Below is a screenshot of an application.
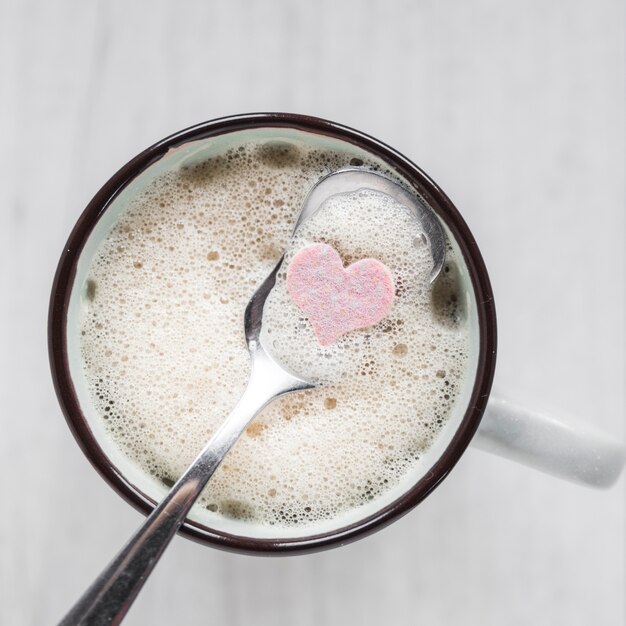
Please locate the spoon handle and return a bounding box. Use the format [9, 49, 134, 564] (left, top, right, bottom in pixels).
[58, 348, 310, 626]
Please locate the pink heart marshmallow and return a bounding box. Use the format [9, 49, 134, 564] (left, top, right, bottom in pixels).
[286, 243, 395, 346]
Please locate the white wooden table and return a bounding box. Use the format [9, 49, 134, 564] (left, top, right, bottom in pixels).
[1, 1, 624, 624]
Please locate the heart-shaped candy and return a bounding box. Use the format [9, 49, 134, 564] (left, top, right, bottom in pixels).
[286, 243, 395, 346]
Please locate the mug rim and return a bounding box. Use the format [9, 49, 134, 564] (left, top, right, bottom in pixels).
[48, 112, 497, 555]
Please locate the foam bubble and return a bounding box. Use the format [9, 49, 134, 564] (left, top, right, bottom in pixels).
[79, 136, 469, 529]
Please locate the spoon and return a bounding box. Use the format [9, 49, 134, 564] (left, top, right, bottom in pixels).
[58, 168, 446, 626]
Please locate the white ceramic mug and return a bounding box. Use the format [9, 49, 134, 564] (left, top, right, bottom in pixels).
[49, 113, 624, 554]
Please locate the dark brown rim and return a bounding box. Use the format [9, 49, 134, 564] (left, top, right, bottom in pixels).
[48, 112, 497, 555]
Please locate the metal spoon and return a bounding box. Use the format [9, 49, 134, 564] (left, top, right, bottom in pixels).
[58, 168, 445, 626]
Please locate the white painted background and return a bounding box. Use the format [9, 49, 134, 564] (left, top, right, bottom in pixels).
[1, 0, 624, 624]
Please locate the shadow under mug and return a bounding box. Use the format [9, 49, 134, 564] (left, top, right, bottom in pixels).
[48, 113, 624, 555]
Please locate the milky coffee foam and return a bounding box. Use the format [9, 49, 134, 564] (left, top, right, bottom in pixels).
[80, 135, 469, 529]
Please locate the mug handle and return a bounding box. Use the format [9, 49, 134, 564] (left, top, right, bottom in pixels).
[471, 396, 625, 487]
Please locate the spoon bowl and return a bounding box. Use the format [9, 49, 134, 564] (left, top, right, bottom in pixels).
[295, 168, 446, 283]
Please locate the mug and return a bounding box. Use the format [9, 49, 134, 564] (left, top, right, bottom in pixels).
[49, 113, 624, 555]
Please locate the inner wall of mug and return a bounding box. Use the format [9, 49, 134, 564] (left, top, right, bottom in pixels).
[66, 126, 481, 540]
